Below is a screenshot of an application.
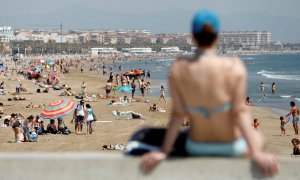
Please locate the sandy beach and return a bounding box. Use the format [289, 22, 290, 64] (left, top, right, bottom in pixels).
[0, 58, 296, 157]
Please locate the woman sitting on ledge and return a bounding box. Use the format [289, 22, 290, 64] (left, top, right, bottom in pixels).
[140, 10, 278, 176]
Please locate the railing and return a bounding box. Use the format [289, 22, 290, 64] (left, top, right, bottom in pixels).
[0, 152, 298, 180]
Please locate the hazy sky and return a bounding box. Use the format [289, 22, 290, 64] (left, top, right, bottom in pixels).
[1, 0, 299, 16]
[1, 0, 300, 42]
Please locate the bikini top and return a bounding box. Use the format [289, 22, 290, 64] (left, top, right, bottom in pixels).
[185, 103, 233, 119]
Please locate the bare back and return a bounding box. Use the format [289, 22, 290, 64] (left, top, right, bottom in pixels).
[170, 54, 247, 142]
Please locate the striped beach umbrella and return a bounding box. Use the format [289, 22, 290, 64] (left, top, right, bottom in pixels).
[40, 99, 77, 119]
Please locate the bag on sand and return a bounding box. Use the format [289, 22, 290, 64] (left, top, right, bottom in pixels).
[125, 127, 187, 156]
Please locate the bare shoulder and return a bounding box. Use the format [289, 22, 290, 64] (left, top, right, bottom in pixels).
[222, 56, 246, 76]
[170, 58, 188, 75]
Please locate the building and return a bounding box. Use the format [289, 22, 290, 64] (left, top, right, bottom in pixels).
[91, 48, 118, 55]
[0, 26, 15, 42]
[161, 47, 182, 53]
[219, 31, 272, 45]
[122, 48, 154, 54]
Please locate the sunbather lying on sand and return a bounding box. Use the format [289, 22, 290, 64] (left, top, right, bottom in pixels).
[25, 102, 45, 109]
[108, 100, 128, 106]
[112, 110, 144, 119]
[8, 95, 29, 101]
[102, 144, 126, 151]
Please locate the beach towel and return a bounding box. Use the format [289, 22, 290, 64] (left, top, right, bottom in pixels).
[125, 128, 187, 156]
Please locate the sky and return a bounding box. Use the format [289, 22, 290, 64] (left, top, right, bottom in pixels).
[1, 0, 299, 42]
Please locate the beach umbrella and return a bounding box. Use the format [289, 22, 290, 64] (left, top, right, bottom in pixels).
[117, 85, 133, 92]
[24, 66, 35, 71]
[40, 99, 77, 119]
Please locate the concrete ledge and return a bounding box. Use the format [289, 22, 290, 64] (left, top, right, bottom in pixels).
[0, 152, 298, 180]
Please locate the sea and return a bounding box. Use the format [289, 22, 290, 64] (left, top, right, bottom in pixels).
[110, 54, 300, 115]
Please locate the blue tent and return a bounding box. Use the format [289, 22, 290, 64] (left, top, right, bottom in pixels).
[0, 65, 7, 70]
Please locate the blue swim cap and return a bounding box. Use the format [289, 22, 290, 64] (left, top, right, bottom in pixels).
[192, 10, 220, 34]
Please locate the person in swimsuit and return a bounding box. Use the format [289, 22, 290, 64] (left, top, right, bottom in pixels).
[271, 82, 276, 94]
[253, 119, 261, 131]
[291, 138, 300, 155]
[105, 80, 112, 98]
[141, 10, 278, 176]
[159, 86, 167, 104]
[279, 116, 286, 136]
[285, 101, 300, 135]
[260, 82, 265, 93]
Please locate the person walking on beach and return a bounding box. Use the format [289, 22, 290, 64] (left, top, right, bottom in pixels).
[140, 10, 278, 176]
[285, 101, 300, 135]
[159, 85, 167, 104]
[271, 82, 276, 94]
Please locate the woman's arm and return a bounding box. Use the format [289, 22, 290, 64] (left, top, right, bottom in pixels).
[232, 60, 278, 176]
[141, 68, 186, 172]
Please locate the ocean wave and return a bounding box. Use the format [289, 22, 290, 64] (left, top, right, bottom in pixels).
[257, 70, 275, 75]
[242, 57, 255, 60]
[281, 95, 292, 98]
[156, 59, 175, 62]
[257, 70, 300, 80]
[295, 98, 300, 101]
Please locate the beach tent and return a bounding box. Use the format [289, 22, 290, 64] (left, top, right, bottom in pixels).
[0, 65, 7, 70]
[47, 60, 55, 66]
[117, 85, 133, 92]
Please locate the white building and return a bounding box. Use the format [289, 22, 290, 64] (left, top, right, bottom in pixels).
[219, 31, 272, 45]
[91, 48, 118, 55]
[122, 48, 154, 54]
[161, 47, 182, 53]
[0, 26, 15, 42]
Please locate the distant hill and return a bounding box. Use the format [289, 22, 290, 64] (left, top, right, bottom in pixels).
[1, 7, 299, 42]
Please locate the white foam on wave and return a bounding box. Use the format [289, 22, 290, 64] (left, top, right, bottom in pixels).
[281, 95, 292, 98]
[156, 59, 175, 62]
[242, 57, 255, 60]
[295, 98, 300, 101]
[257, 70, 300, 81]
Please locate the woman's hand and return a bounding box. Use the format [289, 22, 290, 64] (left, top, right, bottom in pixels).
[141, 151, 167, 173]
[252, 152, 278, 177]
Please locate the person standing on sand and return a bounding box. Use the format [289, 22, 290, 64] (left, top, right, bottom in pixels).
[140, 79, 145, 98]
[279, 116, 287, 136]
[105, 80, 113, 98]
[80, 65, 84, 74]
[285, 101, 300, 135]
[81, 81, 87, 93]
[140, 10, 278, 176]
[131, 80, 136, 99]
[74, 100, 85, 135]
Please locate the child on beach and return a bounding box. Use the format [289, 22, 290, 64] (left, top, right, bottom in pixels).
[291, 138, 300, 155]
[280, 116, 287, 136]
[253, 119, 261, 130]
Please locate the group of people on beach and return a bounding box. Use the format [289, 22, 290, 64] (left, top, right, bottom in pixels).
[3, 8, 300, 177]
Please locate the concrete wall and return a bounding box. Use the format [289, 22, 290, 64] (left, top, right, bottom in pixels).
[0, 152, 299, 180]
